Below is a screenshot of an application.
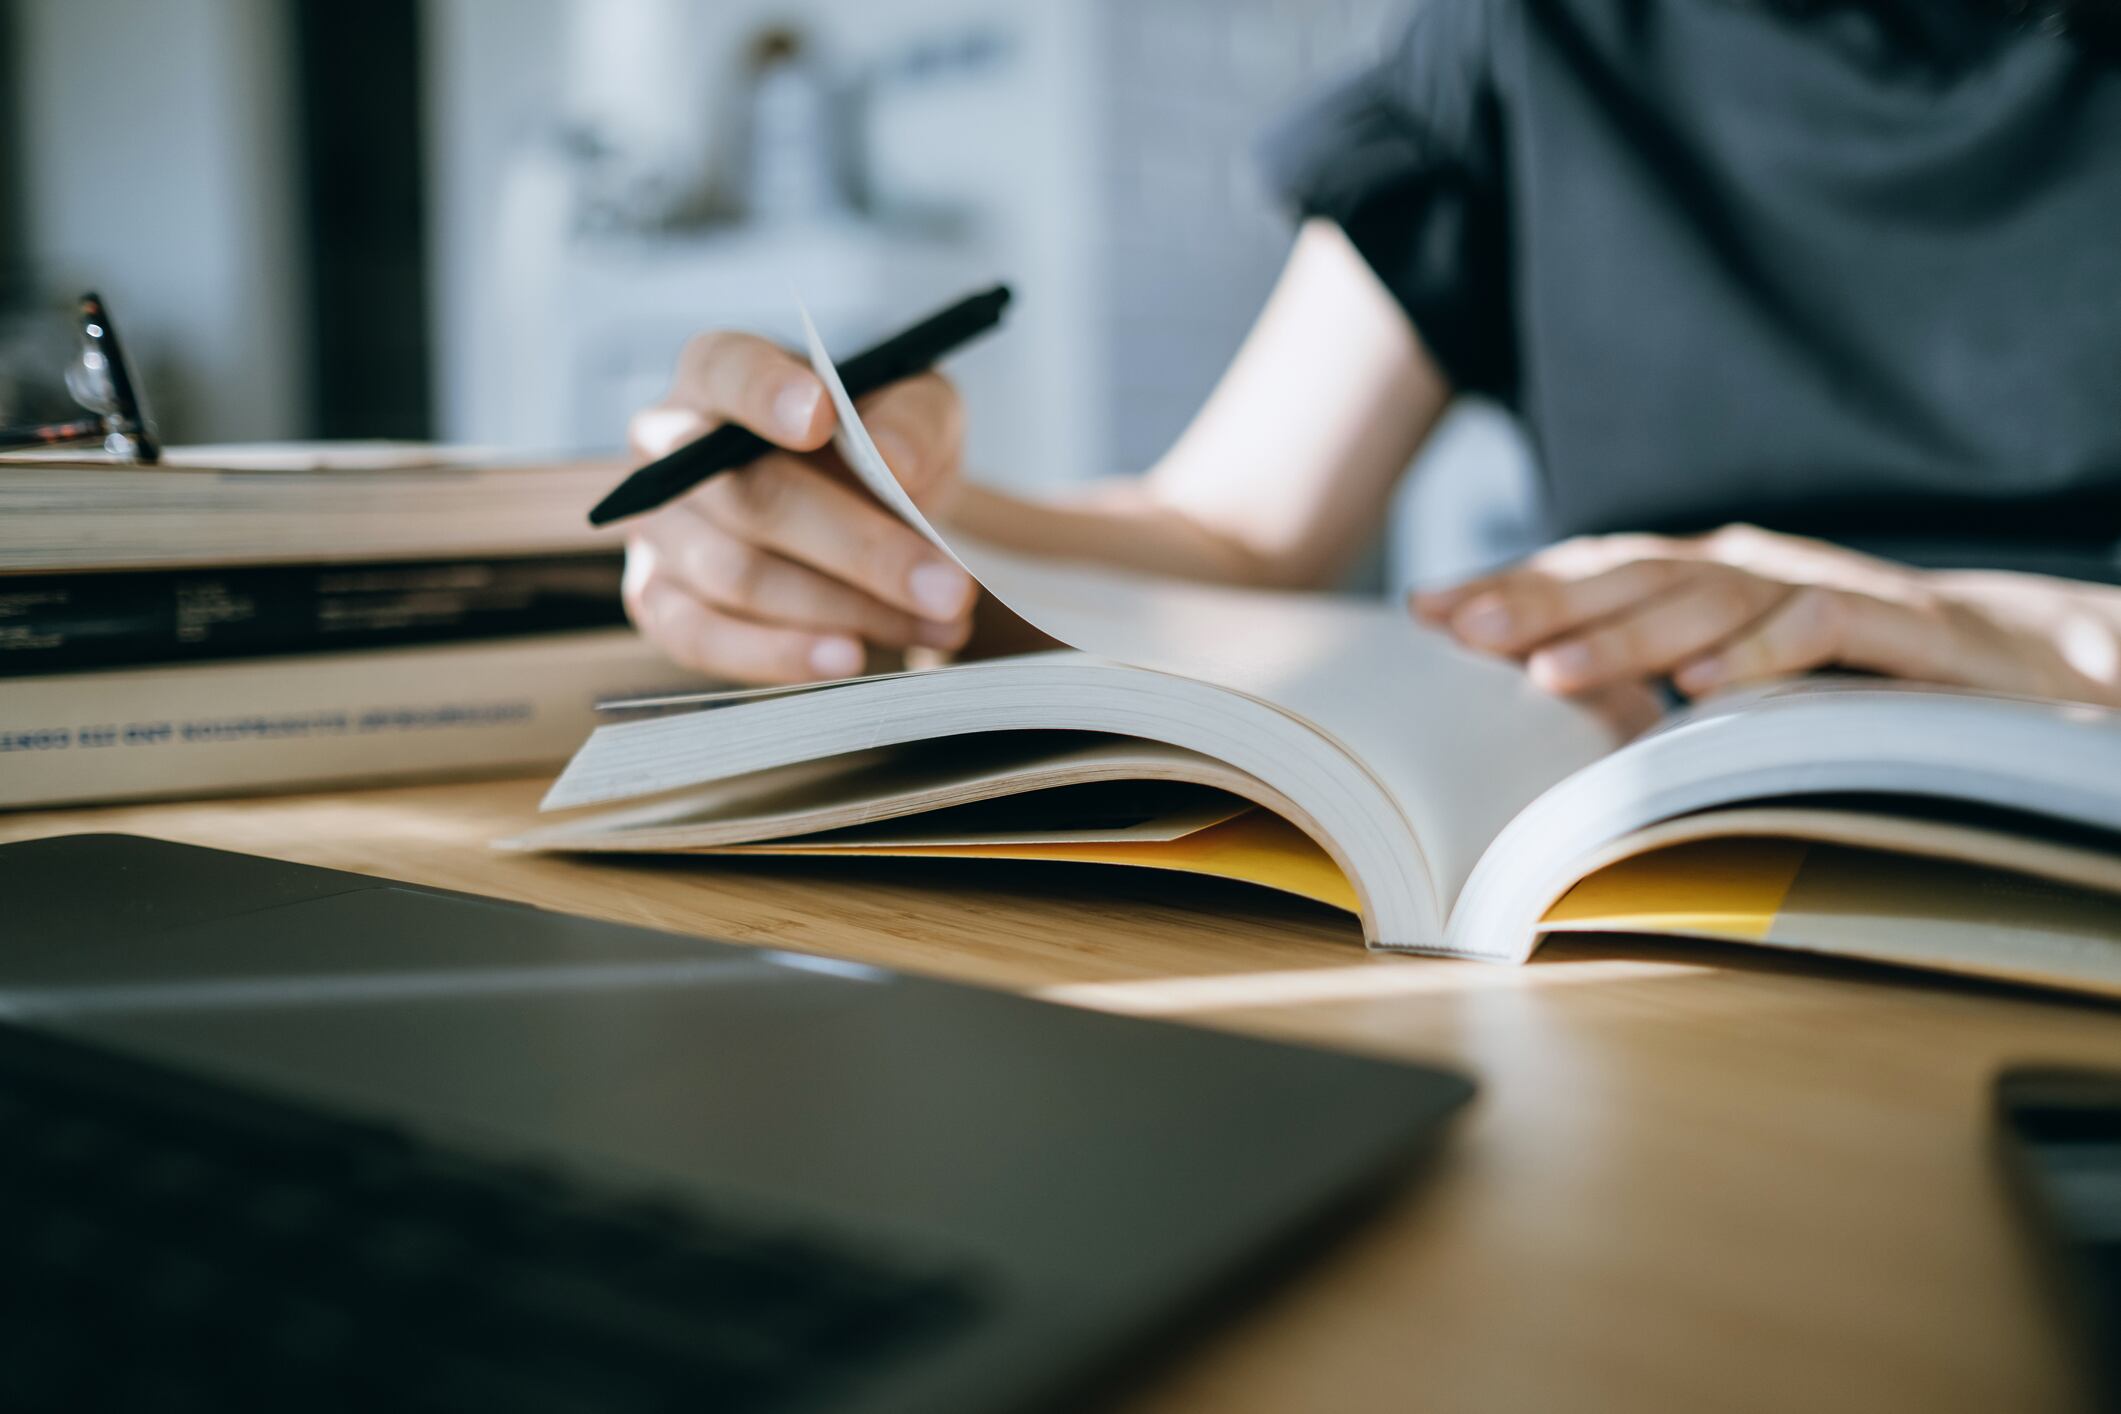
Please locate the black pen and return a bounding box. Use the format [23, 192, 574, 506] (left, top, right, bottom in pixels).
[588, 285, 1013, 526]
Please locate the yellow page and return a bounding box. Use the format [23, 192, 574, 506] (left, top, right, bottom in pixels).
[1542, 838, 1807, 940]
[696, 805, 2121, 999]
[709, 808, 1362, 913]
[1542, 838, 2121, 997]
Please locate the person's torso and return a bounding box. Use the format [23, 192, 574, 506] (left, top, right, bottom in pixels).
[1497, 0, 2121, 570]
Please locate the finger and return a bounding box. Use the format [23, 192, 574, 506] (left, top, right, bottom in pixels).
[1571, 680, 1669, 740]
[1669, 587, 1840, 696]
[1409, 587, 1466, 626]
[628, 405, 713, 461]
[1672, 586, 1968, 696]
[1440, 559, 1702, 655]
[626, 573, 866, 684]
[646, 508, 969, 651]
[666, 330, 835, 451]
[1526, 566, 1789, 692]
[1407, 561, 1553, 624]
[692, 454, 976, 622]
[857, 373, 963, 503]
[1409, 570, 1505, 624]
[1414, 533, 1705, 623]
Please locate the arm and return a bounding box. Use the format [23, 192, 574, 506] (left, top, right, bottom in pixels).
[625, 219, 1450, 682]
[945, 220, 1450, 588]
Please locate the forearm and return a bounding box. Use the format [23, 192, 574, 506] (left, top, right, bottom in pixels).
[940, 478, 1299, 586]
[944, 219, 1449, 593]
[944, 470, 1395, 663]
[933, 481, 1277, 662]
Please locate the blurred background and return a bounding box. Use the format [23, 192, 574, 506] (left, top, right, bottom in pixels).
[0, 0, 1537, 589]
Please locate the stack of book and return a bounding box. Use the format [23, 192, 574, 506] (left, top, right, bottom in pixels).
[0, 443, 696, 808]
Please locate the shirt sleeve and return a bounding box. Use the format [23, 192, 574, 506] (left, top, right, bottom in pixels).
[1258, 0, 1516, 401]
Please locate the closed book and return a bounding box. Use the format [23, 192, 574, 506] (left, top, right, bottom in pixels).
[0, 630, 701, 808]
[0, 441, 621, 572]
[0, 555, 627, 675]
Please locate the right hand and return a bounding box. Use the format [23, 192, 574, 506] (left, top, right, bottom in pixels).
[622, 331, 978, 683]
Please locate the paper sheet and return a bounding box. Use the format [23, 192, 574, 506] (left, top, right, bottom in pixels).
[799, 304, 965, 560]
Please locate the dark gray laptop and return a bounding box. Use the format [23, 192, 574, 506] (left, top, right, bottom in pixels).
[0, 833, 1470, 1413]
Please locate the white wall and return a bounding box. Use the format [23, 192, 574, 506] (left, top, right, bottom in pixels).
[421, 0, 568, 452]
[14, 0, 304, 441]
[422, 0, 1105, 489]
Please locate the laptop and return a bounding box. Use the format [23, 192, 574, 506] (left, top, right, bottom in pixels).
[0, 833, 1471, 1413]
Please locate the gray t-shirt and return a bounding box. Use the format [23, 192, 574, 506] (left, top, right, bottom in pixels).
[1263, 0, 2121, 579]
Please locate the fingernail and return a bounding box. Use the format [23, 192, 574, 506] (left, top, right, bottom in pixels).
[909, 561, 972, 618]
[774, 379, 822, 440]
[809, 636, 863, 678]
[1453, 596, 1514, 646]
[1529, 642, 1591, 690]
[1675, 657, 1721, 694]
[914, 614, 970, 649]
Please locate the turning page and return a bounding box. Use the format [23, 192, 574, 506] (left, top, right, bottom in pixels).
[798, 303, 1616, 908]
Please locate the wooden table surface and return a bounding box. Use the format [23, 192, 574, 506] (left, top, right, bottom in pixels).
[5, 775, 2117, 1413]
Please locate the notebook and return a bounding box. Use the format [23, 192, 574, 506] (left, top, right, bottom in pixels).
[512, 305, 2121, 998]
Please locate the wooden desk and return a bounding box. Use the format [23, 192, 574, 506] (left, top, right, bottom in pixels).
[5, 776, 2117, 1413]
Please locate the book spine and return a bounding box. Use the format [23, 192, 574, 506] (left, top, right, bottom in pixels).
[0, 555, 627, 676]
[0, 630, 701, 808]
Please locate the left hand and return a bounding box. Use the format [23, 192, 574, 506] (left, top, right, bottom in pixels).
[1411, 524, 2121, 706]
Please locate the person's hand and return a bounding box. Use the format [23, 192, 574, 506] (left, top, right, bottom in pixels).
[1411, 524, 2121, 706]
[621, 332, 978, 684]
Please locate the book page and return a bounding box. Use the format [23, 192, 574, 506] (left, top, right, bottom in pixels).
[1543, 836, 2121, 998]
[517, 735, 1267, 850]
[715, 807, 1362, 915]
[1451, 676, 2121, 961]
[799, 303, 1615, 908]
[772, 781, 1249, 847]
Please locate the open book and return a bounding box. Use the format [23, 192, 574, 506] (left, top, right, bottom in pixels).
[515, 308, 2121, 997]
